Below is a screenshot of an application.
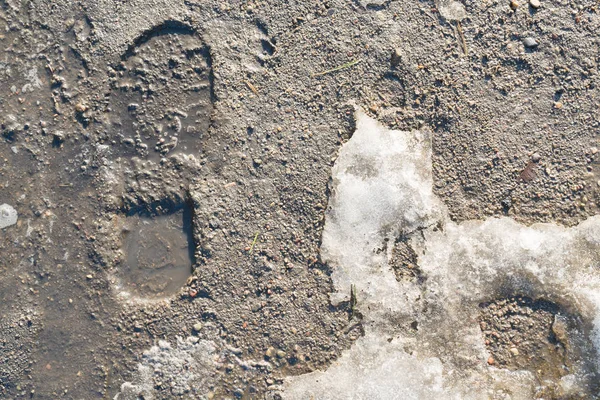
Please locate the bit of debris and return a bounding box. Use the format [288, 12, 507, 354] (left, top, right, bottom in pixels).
[245, 80, 259, 95]
[519, 162, 537, 182]
[312, 59, 362, 77]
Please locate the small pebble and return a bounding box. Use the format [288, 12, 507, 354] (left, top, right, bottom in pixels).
[510, 347, 520, 356]
[193, 323, 203, 332]
[531, 153, 541, 162]
[522, 37, 538, 48]
[265, 346, 276, 358]
[510, 0, 519, 10]
[487, 356, 495, 365]
[0, 204, 18, 229]
[75, 103, 88, 113]
[391, 48, 402, 68]
[53, 131, 65, 143]
[529, 0, 541, 8]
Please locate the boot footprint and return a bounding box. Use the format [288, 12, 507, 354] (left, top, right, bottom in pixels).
[108, 21, 213, 160]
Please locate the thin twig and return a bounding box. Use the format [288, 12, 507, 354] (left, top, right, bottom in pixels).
[249, 232, 259, 254]
[245, 80, 258, 94]
[456, 21, 468, 56]
[312, 59, 362, 77]
[350, 283, 357, 318]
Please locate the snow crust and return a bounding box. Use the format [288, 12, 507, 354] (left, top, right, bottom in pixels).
[323, 110, 442, 308]
[283, 110, 600, 399]
[115, 337, 216, 400]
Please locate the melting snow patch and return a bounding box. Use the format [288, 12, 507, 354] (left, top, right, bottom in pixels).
[115, 337, 217, 400]
[283, 110, 600, 399]
[322, 109, 442, 308]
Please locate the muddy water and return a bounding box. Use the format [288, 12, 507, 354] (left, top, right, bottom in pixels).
[117, 207, 194, 300]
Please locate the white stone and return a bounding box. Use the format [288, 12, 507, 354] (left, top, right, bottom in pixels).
[437, 0, 467, 21]
[0, 204, 18, 229]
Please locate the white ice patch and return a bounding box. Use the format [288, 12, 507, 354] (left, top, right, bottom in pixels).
[0, 203, 18, 229]
[114, 337, 217, 400]
[323, 109, 443, 308]
[283, 333, 448, 400]
[283, 110, 600, 399]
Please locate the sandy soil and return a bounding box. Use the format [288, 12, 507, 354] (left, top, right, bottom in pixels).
[1, 0, 599, 398]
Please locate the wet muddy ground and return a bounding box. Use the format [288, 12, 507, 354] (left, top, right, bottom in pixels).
[1, 0, 600, 398]
[479, 296, 599, 397]
[116, 207, 195, 300]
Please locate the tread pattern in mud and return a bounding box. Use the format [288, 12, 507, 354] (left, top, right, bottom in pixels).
[108, 22, 213, 160]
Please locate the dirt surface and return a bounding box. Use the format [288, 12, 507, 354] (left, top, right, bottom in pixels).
[1, 0, 600, 398]
[479, 296, 599, 398]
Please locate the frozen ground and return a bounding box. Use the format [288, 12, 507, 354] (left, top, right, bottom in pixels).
[284, 111, 600, 399]
[1, 0, 600, 398]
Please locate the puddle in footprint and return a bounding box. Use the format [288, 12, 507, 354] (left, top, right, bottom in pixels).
[117, 207, 194, 300]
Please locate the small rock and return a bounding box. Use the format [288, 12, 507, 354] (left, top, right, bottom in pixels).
[391, 48, 402, 68]
[510, 0, 519, 10]
[53, 131, 65, 144]
[86, 274, 93, 280]
[276, 350, 287, 359]
[591, 147, 598, 155]
[75, 103, 88, 113]
[487, 356, 495, 365]
[438, 0, 467, 21]
[531, 153, 541, 162]
[0, 204, 18, 229]
[193, 323, 203, 332]
[265, 346, 276, 358]
[529, 0, 541, 8]
[522, 37, 538, 48]
[510, 347, 519, 356]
